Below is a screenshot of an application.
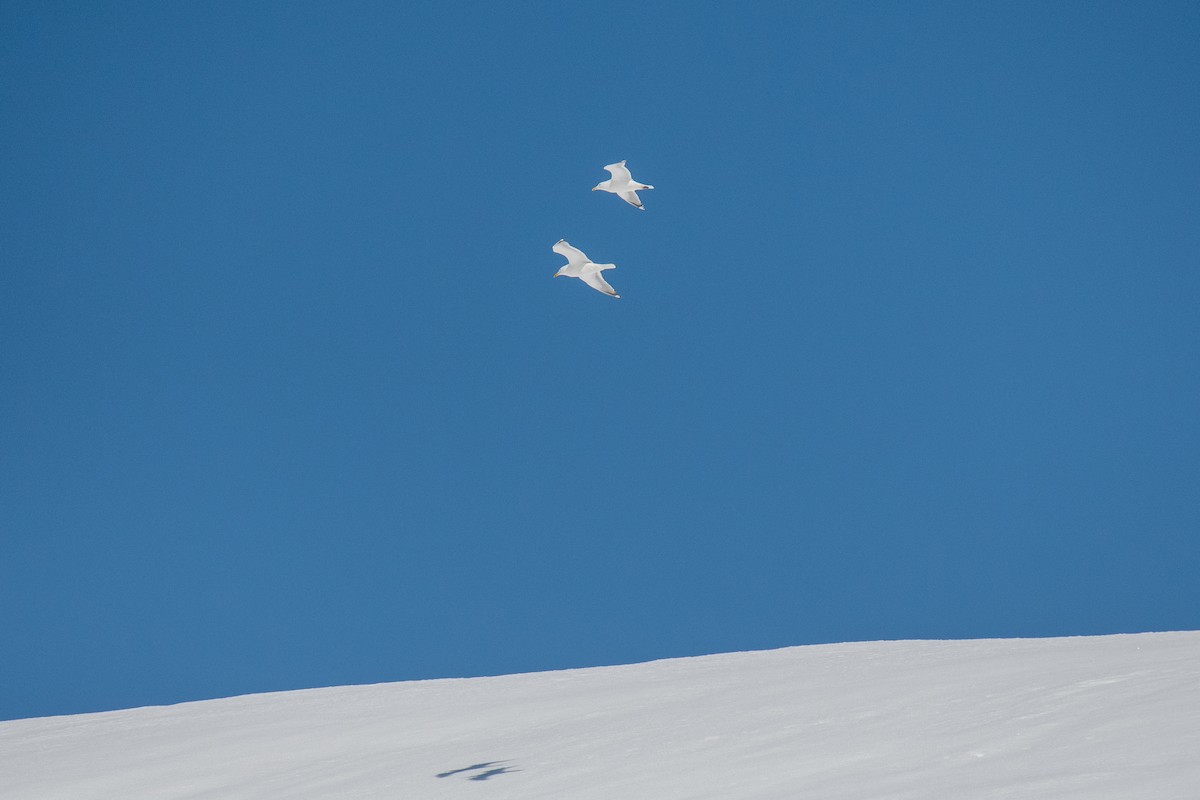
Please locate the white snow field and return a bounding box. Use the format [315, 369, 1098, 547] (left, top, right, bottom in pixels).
[2, 632, 1198, 800]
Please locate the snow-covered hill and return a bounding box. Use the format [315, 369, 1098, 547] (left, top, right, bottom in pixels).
[3, 632, 1198, 799]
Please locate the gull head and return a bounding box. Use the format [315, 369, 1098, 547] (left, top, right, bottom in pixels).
[591, 184, 603, 191]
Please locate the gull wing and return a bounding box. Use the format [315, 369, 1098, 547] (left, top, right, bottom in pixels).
[578, 268, 619, 297]
[618, 190, 644, 209]
[603, 160, 633, 183]
[552, 239, 590, 268]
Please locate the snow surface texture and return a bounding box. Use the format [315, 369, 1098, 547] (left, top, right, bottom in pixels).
[2, 632, 1198, 799]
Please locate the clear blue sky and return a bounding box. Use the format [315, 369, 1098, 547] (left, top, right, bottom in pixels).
[2, 1, 1197, 721]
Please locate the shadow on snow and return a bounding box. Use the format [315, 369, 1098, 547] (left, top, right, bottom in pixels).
[436, 761, 520, 781]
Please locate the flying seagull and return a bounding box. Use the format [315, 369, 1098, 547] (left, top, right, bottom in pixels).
[592, 160, 654, 210]
[552, 239, 620, 298]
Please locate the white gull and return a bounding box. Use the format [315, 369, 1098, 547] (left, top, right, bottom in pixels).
[552, 239, 620, 298]
[592, 160, 654, 210]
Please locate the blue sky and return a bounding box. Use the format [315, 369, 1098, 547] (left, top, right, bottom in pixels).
[2, 1, 1198, 721]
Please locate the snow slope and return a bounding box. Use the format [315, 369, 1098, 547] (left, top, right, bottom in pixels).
[2, 632, 1198, 799]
